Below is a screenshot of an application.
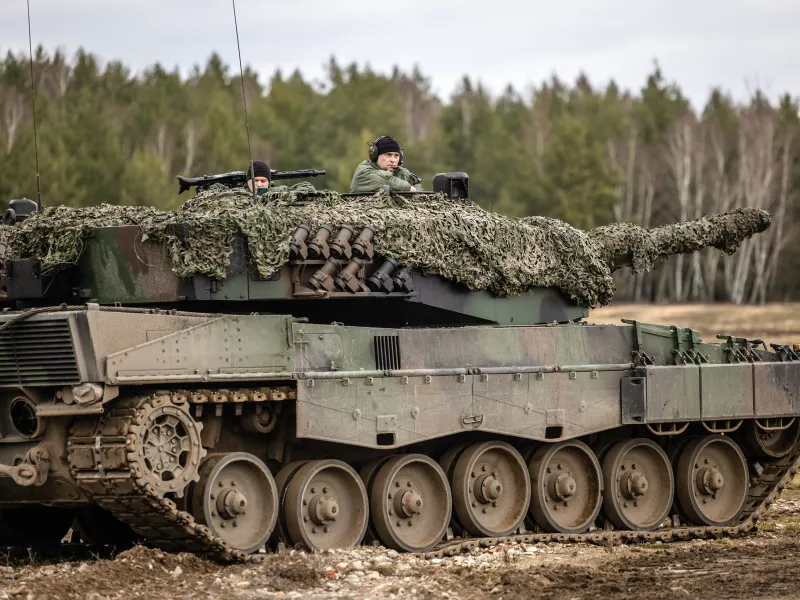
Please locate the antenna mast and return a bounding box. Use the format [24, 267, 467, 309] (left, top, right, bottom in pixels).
[231, 0, 257, 201]
[26, 0, 43, 211]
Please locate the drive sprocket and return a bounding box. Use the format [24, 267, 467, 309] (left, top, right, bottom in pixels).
[126, 395, 206, 498]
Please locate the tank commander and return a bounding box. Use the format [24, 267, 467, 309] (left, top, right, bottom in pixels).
[245, 160, 271, 193]
[349, 136, 422, 193]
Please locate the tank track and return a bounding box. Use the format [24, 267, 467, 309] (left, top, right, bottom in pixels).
[424, 448, 798, 559]
[67, 394, 800, 563]
[68, 395, 248, 563]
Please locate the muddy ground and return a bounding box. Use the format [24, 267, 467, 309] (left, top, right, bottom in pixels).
[2, 488, 800, 600]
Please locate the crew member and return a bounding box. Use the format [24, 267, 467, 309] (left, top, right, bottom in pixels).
[349, 136, 422, 193]
[245, 160, 271, 193]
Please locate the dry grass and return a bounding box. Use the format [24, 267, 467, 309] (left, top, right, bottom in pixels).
[589, 302, 800, 345]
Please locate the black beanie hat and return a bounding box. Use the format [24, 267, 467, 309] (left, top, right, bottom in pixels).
[246, 160, 271, 181]
[375, 136, 401, 157]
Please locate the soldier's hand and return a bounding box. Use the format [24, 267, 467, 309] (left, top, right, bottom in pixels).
[409, 186, 417, 192]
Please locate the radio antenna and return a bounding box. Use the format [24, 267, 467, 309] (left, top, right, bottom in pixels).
[26, 0, 43, 211]
[231, 0, 257, 201]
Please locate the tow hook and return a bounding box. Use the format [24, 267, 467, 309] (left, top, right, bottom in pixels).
[0, 445, 50, 486]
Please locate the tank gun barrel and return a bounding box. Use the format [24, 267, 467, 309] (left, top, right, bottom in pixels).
[589, 207, 771, 272]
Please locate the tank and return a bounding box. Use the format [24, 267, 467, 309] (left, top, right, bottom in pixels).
[0, 176, 798, 561]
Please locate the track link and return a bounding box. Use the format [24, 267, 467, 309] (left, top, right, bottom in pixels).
[67, 394, 800, 563]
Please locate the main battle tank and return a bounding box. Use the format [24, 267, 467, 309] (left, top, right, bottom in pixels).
[0, 173, 798, 561]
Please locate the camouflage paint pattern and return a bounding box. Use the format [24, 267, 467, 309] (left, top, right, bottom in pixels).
[2, 308, 796, 452]
[78, 227, 187, 303]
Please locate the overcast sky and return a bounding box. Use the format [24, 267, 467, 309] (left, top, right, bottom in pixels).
[1, 0, 798, 109]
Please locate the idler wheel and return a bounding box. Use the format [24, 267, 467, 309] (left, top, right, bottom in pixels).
[529, 440, 603, 533]
[601, 438, 674, 531]
[450, 441, 530, 537]
[282, 459, 368, 551]
[743, 418, 800, 459]
[191, 452, 279, 554]
[676, 434, 749, 526]
[368, 454, 451, 552]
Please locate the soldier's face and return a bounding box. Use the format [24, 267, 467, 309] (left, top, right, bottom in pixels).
[377, 152, 401, 172]
[248, 177, 270, 191]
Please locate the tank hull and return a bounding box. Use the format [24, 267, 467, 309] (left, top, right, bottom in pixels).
[1, 307, 799, 557]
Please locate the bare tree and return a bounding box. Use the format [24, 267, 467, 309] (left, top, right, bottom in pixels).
[150, 123, 174, 176]
[607, 109, 638, 223]
[182, 121, 198, 175]
[0, 88, 25, 153]
[607, 111, 650, 301]
[634, 158, 657, 301]
[725, 107, 775, 303]
[751, 126, 794, 302]
[685, 121, 707, 298]
[700, 120, 736, 300]
[44, 50, 72, 117]
[666, 115, 694, 301]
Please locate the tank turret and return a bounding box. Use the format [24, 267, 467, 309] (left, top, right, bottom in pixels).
[0, 173, 588, 325]
[0, 174, 767, 327]
[1, 223, 586, 326]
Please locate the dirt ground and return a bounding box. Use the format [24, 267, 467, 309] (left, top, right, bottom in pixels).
[590, 302, 800, 345]
[2, 487, 800, 600]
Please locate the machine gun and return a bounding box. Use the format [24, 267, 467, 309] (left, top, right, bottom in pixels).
[177, 169, 326, 195]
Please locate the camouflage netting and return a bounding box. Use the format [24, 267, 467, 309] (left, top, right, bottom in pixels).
[0, 186, 771, 306]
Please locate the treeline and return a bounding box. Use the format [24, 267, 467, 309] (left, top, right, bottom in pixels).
[0, 47, 798, 303]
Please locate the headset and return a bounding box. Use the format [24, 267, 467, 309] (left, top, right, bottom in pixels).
[368, 135, 404, 166]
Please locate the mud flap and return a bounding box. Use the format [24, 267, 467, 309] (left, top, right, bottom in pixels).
[621, 375, 646, 424]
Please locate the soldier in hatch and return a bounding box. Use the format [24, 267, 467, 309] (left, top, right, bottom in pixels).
[245, 160, 271, 193]
[349, 136, 422, 193]
[244, 159, 316, 196]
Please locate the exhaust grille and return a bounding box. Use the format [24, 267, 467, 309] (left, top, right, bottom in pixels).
[0, 319, 80, 385]
[373, 335, 401, 371]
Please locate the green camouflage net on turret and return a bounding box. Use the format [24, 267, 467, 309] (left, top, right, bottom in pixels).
[0, 186, 771, 306]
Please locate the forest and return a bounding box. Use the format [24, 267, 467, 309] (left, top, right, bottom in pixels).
[0, 47, 798, 304]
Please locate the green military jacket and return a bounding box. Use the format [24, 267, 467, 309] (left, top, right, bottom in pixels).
[349, 160, 422, 193]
